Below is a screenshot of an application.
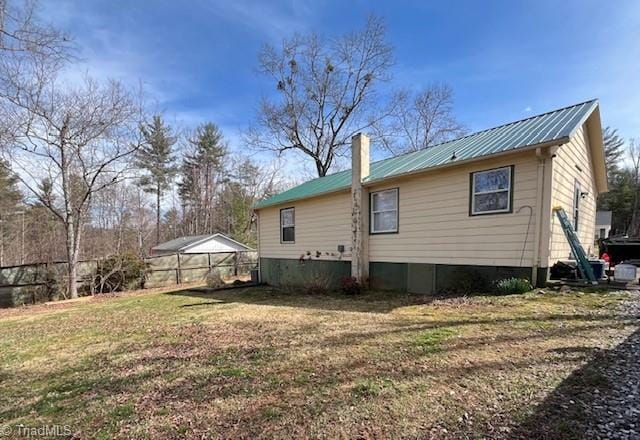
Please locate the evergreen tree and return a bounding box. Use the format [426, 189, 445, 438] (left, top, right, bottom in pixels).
[135, 115, 178, 245]
[602, 127, 625, 179]
[598, 127, 628, 233]
[0, 160, 22, 213]
[178, 123, 227, 234]
[0, 161, 23, 266]
[224, 160, 261, 245]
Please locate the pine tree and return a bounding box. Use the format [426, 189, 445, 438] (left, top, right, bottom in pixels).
[0, 160, 22, 213]
[602, 127, 625, 179]
[598, 127, 627, 231]
[178, 123, 227, 234]
[135, 115, 178, 245]
[0, 161, 23, 266]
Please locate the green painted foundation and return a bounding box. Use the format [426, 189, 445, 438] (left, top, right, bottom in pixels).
[259, 258, 350, 290]
[260, 258, 548, 292]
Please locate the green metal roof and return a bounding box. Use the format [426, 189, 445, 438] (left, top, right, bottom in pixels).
[255, 100, 599, 209]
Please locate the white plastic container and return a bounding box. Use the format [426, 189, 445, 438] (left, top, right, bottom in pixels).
[614, 264, 637, 282]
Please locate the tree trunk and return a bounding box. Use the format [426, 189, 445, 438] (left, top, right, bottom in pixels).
[629, 186, 640, 237]
[315, 159, 327, 177]
[156, 184, 161, 245]
[65, 217, 79, 299]
[60, 116, 79, 299]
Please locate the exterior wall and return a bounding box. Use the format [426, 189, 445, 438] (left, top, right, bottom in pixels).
[257, 191, 352, 261]
[368, 151, 541, 267]
[548, 124, 598, 264]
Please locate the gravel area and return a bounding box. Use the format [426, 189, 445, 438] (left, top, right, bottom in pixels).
[585, 291, 640, 440]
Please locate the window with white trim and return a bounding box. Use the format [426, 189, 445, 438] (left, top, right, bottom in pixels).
[370, 188, 398, 234]
[470, 166, 513, 215]
[280, 208, 295, 243]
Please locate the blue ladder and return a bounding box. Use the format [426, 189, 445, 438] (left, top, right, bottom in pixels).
[553, 206, 598, 284]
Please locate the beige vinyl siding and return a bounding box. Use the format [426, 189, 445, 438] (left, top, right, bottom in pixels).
[258, 191, 352, 260]
[368, 151, 540, 267]
[548, 124, 597, 263]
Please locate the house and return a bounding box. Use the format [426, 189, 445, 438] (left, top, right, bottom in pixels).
[151, 233, 253, 256]
[254, 100, 607, 291]
[595, 210, 612, 242]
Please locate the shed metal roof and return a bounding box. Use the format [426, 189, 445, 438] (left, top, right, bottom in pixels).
[255, 99, 599, 209]
[152, 235, 211, 252]
[151, 233, 252, 252]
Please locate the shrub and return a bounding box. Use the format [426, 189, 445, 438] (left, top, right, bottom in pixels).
[206, 270, 226, 289]
[94, 254, 148, 293]
[495, 277, 532, 295]
[340, 276, 362, 295]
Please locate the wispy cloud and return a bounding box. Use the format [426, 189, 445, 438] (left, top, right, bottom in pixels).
[198, 0, 316, 41]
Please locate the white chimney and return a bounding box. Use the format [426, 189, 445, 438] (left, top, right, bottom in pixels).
[351, 133, 370, 284]
[351, 133, 370, 183]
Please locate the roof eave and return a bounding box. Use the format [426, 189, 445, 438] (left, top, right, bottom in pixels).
[585, 106, 608, 194]
[254, 138, 569, 209]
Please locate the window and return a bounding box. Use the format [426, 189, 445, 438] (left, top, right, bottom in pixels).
[599, 228, 606, 239]
[370, 188, 398, 234]
[470, 166, 513, 215]
[280, 208, 295, 243]
[573, 182, 582, 232]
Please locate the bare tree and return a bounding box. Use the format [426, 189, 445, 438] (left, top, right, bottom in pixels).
[0, 0, 70, 56]
[0, 74, 142, 298]
[246, 15, 393, 177]
[627, 139, 640, 237]
[374, 83, 466, 154]
[0, 0, 72, 148]
[219, 155, 283, 245]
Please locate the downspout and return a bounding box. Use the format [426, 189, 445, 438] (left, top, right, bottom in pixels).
[532, 147, 546, 286]
[256, 210, 261, 283]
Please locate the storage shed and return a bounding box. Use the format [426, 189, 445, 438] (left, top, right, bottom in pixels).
[151, 233, 253, 256]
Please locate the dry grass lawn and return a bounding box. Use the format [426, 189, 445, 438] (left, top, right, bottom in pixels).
[0, 286, 637, 439]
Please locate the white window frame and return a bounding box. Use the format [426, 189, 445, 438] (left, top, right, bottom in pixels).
[370, 188, 399, 234]
[470, 166, 513, 215]
[280, 207, 295, 243]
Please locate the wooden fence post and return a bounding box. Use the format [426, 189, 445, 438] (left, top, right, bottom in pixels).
[234, 252, 238, 276]
[176, 253, 182, 285]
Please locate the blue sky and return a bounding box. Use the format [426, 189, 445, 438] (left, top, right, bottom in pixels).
[43, 0, 640, 171]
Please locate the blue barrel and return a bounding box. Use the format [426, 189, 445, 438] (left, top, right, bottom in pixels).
[589, 260, 605, 279]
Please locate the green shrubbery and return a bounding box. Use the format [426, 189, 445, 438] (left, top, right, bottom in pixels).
[495, 277, 533, 295]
